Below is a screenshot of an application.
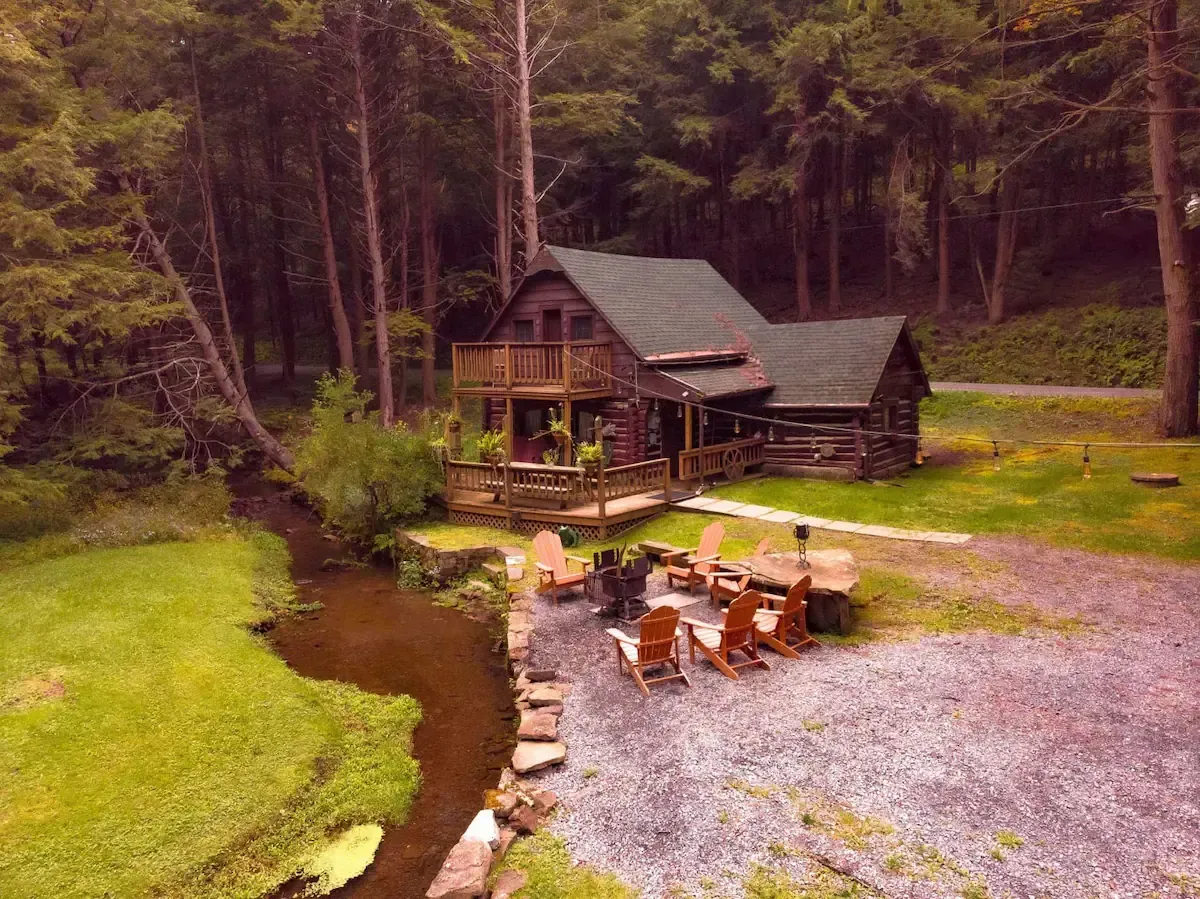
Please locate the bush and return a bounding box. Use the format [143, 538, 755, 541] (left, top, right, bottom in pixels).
[294, 372, 443, 545]
[917, 304, 1167, 388]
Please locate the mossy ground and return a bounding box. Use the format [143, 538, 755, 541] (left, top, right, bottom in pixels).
[0, 535, 421, 899]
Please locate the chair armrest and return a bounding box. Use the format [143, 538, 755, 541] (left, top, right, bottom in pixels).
[756, 609, 783, 619]
[688, 553, 722, 568]
[661, 548, 696, 565]
[535, 562, 554, 573]
[605, 628, 637, 644]
[566, 555, 593, 571]
[679, 616, 714, 631]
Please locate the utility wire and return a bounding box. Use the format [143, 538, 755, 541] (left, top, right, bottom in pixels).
[562, 348, 1200, 451]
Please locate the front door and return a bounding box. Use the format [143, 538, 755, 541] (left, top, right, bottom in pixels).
[542, 309, 562, 342]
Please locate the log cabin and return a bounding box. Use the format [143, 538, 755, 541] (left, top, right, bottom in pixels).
[451, 245, 930, 490]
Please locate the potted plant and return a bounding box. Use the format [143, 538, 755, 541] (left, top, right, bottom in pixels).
[575, 441, 604, 473]
[477, 429, 506, 467]
[542, 448, 561, 466]
[538, 408, 571, 445]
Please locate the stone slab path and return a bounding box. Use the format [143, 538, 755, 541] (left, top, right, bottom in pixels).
[672, 495, 972, 545]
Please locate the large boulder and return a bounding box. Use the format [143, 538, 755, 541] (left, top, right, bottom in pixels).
[461, 809, 500, 850]
[425, 839, 492, 899]
[512, 740, 566, 774]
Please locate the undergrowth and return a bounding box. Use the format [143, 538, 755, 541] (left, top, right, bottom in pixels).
[492, 831, 638, 899]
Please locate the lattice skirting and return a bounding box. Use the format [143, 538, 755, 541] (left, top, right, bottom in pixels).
[449, 509, 655, 543]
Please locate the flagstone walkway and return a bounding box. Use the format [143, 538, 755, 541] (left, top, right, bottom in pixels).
[671, 494, 972, 544]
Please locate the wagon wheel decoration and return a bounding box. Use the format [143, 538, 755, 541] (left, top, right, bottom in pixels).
[721, 446, 747, 481]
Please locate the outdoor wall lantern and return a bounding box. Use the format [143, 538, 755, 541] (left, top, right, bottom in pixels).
[793, 522, 810, 568]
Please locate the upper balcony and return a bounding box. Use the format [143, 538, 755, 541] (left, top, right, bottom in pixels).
[451, 341, 614, 399]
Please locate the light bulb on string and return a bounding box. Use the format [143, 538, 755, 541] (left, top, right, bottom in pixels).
[734, 418, 741, 436]
[1083, 445, 1092, 479]
[703, 411, 709, 427]
[768, 426, 775, 442]
[677, 403, 683, 419]
[992, 441, 1001, 472]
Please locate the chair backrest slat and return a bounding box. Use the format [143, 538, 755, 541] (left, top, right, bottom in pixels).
[638, 606, 680, 665]
[533, 530, 568, 577]
[724, 592, 759, 642]
[698, 521, 725, 559]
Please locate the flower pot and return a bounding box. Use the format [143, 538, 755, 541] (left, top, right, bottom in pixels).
[552, 431, 568, 445]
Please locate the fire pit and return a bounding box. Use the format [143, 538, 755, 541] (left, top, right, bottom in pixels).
[592, 550, 652, 621]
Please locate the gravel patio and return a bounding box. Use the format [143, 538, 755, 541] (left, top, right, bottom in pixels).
[526, 535, 1200, 898]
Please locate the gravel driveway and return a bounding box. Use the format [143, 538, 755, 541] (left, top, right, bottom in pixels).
[526, 537, 1200, 898]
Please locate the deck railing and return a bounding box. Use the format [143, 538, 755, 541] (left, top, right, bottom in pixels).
[445, 457, 668, 511]
[678, 436, 766, 481]
[451, 341, 612, 392]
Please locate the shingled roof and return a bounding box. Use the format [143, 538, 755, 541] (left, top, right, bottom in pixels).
[528, 245, 767, 359]
[494, 246, 927, 407]
[748, 317, 922, 406]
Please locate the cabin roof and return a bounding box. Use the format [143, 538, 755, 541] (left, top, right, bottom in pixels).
[488, 246, 928, 407]
[523, 245, 768, 359]
[748, 317, 926, 406]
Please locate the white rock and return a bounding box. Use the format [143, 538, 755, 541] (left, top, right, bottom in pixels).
[461, 808, 500, 850]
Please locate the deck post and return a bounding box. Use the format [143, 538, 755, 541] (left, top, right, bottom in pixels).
[505, 397, 514, 461]
[562, 342, 572, 393]
[662, 457, 670, 502]
[562, 398, 573, 466]
[594, 416, 606, 537]
[684, 403, 693, 451]
[502, 462, 513, 525]
[504, 343, 513, 389]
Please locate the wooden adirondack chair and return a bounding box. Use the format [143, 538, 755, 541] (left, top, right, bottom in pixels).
[663, 522, 725, 594]
[705, 567, 751, 609]
[681, 592, 771, 680]
[533, 530, 592, 605]
[756, 577, 820, 653]
[605, 606, 691, 696]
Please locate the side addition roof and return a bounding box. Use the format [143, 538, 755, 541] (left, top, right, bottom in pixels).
[749, 317, 928, 406]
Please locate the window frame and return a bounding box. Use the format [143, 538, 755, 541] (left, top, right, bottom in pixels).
[569, 314, 594, 341]
[513, 319, 535, 343]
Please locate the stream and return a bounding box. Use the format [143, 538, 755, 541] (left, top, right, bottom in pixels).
[236, 485, 515, 898]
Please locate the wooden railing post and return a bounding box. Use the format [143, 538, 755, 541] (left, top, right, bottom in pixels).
[504, 344, 513, 389]
[563, 342, 572, 393]
[594, 415, 606, 537]
[662, 458, 670, 501]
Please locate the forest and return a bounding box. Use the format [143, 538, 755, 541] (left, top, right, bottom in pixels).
[1, 0, 1198, 508]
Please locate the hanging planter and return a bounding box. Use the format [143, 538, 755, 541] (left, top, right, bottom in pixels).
[575, 441, 604, 474]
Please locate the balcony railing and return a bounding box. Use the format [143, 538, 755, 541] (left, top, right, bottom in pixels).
[446, 458, 669, 512]
[452, 341, 612, 393]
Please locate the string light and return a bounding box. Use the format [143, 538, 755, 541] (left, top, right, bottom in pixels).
[810, 430, 819, 463]
[677, 403, 683, 419]
[768, 426, 775, 442]
[1083, 444, 1092, 479]
[734, 418, 741, 436]
[703, 411, 710, 427]
[992, 441, 1001, 472]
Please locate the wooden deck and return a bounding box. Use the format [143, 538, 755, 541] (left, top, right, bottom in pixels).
[451, 341, 613, 400]
[444, 458, 669, 541]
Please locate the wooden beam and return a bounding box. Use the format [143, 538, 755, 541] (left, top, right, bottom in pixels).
[505, 396, 514, 461]
[684, 403, 693, 451]
[562, 399, 572, 466]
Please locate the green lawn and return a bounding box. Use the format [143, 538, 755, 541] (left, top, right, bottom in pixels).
[0, 536, 420, 899]
[710, 394, 1200, 561]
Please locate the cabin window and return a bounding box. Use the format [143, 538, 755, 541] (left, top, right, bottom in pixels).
[514, 319, 535, 343]
[570, 315, 594, 341]
[520, 408, 544, 436]
[883, 403, 898, 433]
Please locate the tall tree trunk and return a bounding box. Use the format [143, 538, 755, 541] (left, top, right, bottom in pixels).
[884, 217, 894, 302]
[420, 139, 439, 407]
[230, 130, 257, 389]
[124, 181, 295, 470]
[191, 48, 248, 399]
[792, 141, 811, 320]
[309, 118, 356, 373]
[987, 173, 1020, 325]
[827, 129, 844, 313]
[513, 0, 539, 263]
[346, 232, 370, 378]
[494, 82, 513, 299]
[936, 119, 952, 315]
[1147, 0, 1198, 436]
[263, 92, 296, 384]
[351, 10, 394, 426]
[396, 175, 411, 416]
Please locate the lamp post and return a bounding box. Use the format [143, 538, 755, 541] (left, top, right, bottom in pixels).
[793, 522, 810, 568]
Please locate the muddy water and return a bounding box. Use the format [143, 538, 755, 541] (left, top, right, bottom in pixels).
[241, 491, 515, 898]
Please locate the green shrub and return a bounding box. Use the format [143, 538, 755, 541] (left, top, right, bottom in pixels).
[917, 305, 1167, 388]
[294, 372, 443, 544]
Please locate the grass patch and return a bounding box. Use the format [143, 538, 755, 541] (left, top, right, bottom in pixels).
[492, 831, 638, 898]
[828, 567, 1083, 645]
[788, 791, 894, 851]
[0, 537, 421, 899]
[710, 394, 1200, 561]
[744, 863, 879, 898]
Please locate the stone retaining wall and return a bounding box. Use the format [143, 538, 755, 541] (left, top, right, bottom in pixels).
[395, 530, 503, 586]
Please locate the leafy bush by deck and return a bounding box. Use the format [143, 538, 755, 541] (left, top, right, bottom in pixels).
[0, 537, 421, 899]
[295, 371, 443, 545]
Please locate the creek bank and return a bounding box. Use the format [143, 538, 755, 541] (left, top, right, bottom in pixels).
[234, 489, 515, 899]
